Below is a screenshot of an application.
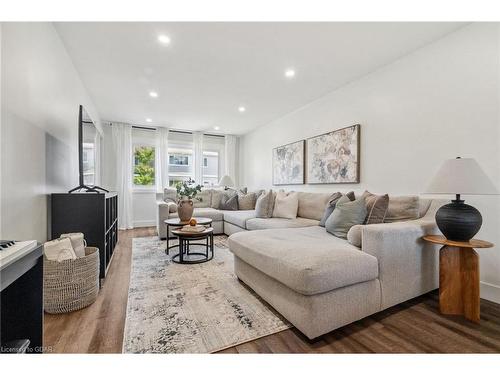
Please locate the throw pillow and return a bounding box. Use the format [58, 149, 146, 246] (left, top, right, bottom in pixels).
[361, 191, 389, 224]
[238, 191, 257, 210]
[211, 189, 225, 209]
[319, 191, 355, 227]
[384, 196, 420, 222]
[220, 193, 238, 210]
[255, 189, 275, 218]
[325, 195, 367, 239]
[272, 191, 299, 219]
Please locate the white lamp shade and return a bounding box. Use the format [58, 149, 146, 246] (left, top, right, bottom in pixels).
[425, 158, 499, 195]
[218, 175, 234, 187]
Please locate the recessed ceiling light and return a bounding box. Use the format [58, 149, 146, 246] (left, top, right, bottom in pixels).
[146, 118, 152, 123]
[238, 106, 246, 113]
[284, 69, 296, 78]
[157, 34, 171, 45]
[149, 91, 158, 98]
[214, 126, 220, 130]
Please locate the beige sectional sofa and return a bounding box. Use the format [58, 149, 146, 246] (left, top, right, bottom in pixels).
[156, 188, 445, 339]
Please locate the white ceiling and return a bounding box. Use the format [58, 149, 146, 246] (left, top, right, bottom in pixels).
[55, 22, 465, 135]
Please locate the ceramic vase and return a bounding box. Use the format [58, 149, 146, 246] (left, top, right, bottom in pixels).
[177, 198, 194, 222]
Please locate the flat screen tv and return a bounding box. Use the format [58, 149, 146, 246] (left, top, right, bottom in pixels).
[69, 105, 108, 193]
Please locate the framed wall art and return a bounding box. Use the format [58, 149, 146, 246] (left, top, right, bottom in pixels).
[272, 140, 305, 185]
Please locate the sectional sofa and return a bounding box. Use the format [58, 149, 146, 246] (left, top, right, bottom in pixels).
[156, 188, 445, 339]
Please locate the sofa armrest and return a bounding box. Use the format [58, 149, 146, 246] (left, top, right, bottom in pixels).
[156, 200, 177, 239]
[361, 218, 440, 309]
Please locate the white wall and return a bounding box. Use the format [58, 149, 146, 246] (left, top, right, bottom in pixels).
[1, 23, 101, 242]
[239, 23, 500, 303]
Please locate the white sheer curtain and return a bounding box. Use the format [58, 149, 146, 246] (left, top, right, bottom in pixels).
[224, 134, 237, 187]
[155, 127, 169, 192]
[112, 123, 134, 229]
[193, 131, 204, 185]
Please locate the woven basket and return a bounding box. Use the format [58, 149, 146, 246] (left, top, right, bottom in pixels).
[43, 247, 99, 314]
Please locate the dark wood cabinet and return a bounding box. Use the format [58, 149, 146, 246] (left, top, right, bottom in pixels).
[51, 192, 118, 280]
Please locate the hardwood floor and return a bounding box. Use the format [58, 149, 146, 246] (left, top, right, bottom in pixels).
[44, 228, 500, 354]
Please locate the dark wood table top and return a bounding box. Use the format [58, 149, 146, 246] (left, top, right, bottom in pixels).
[423, 235, 493, 249]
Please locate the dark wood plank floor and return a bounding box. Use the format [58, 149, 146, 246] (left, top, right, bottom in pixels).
[44, 228, 500, 354]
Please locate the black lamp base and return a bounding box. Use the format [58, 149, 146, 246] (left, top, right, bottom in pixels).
[435, 197, 482, 242]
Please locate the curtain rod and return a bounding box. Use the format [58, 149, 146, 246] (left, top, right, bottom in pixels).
[129, 125, 225, 138]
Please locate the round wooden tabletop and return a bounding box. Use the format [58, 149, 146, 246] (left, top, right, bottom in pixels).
[171, 227, 214, 237]
[164, 217, 213, 226]
[423, 235, 494, 249]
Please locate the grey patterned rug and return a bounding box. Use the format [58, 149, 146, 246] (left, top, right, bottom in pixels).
[123, 236, 290, 353]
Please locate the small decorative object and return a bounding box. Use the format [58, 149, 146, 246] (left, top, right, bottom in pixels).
[307, 124, 360, 184]
[218, 175, 235, 190]
[425, 157, 498, 241]
[272, 140, 305, 185]
[189, 218, 197, 226]
[175, 178, 203, 222]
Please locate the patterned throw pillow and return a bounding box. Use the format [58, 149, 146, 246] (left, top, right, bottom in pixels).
[361, 191, 389, 224]
[319, 191, 355, 227]
[220, 193, 238, 211]
[255, 190, 275, 218]
[238, 191, 257, 210]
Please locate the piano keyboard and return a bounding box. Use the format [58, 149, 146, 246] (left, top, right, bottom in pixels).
[0, 240, 38, 268]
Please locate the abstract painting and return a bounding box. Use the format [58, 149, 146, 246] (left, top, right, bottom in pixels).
[306, 124, 360, 184]
[272, 140, 305, 185]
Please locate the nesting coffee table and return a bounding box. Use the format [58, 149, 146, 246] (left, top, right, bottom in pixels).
[164, 217, 214, 264]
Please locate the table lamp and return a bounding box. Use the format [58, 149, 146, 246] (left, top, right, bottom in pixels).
[425, 157, 498, 241]
[218, 175, 235, 190]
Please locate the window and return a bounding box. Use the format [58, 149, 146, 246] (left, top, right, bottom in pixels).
[168, 147, 193, 187]
[202, 151, 219, 187]
[133, 145, 155, 186]
[82, 143, 95, 185]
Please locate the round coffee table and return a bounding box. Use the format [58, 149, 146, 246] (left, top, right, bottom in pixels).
[163, 217, 213, 255]
[171, 227, 214, 264]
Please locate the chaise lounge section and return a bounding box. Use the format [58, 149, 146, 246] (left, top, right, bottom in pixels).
[228, 199, 444, 339]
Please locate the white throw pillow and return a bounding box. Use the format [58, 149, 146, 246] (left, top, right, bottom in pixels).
[44, 238, 77, 262]
[60, 233, 86, 258]
[272, 191, 299, 219]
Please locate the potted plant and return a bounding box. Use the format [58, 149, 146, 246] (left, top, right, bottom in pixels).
[175, 178, 203, 222]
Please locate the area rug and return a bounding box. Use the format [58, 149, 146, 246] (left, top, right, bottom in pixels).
[123, 236, 290, 353]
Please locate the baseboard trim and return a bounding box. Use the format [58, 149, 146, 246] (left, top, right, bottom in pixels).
[133, 220, 156, 228]
[480, 281, 500, 304]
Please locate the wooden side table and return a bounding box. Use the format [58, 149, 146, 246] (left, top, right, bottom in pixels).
[423, 235, 493, 322]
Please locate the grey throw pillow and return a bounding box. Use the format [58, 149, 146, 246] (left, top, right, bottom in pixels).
[325, 195, 367, 239]
[319, 191, 355, 227]
[220, 194, 238, 211]
[255, 190, 275, 218]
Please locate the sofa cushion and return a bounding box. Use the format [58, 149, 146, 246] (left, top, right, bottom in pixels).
[210, 189, 226, 209]
[384, 196, 420, 223]
[246, 217, 319, 230]
[222, 210, 256, 229]
[228, 226, 379, 295]
[170, 207, 224, 221]
[272, 191, 299, 219]
[297, 192, 334, 221]
[193, 189, 212, 208]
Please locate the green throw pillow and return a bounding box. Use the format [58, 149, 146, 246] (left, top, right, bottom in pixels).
[325, 195, 367, 239]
